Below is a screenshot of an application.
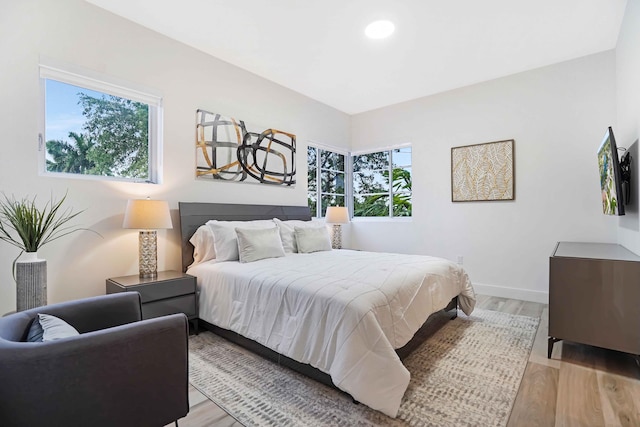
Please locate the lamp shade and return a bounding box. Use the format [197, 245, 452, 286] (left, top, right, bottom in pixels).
[325, 206, 349, 224]
[122, 199, 172, 229]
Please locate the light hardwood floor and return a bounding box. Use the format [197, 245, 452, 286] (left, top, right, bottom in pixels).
[172, 295, 640, 426]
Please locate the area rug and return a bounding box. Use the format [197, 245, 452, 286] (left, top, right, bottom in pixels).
[188, 308, 539, 426]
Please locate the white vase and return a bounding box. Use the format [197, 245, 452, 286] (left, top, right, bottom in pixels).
[21, 252, 40, 262]
[16, 251, 47, 311]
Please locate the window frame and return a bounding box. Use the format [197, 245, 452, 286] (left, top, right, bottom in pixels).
[307, 142, 412, 220]
[351, 143, 412, 219]
[38, 60, 163, 184]
[307, 142, 349, 218]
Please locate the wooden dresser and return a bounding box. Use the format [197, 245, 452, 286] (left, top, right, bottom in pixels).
[548, 242, 640, 358]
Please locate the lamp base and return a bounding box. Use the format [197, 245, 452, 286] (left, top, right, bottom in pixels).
[331, 224, 342, 249]
[139, 230, 158, 278]
[140, 272, 158, 279]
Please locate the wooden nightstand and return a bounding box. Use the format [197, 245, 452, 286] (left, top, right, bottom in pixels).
[106, 270, 198, 333]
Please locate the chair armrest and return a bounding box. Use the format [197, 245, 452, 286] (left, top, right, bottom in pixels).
[0, 313, 189, 427]
[22, 292, 143, 333]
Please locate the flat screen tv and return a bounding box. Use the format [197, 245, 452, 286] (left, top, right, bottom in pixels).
[597, 126, 625, 215]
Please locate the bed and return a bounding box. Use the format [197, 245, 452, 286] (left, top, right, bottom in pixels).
[179, 202, 476, 418]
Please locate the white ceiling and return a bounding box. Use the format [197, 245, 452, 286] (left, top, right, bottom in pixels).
[86, 0, 628, 115]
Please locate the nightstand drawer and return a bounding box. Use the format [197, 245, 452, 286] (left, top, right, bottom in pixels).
[106, 273, 196, 303]
[133, 278, 195, 303]
[106, 271, 198, 327]
[142, 294, 197, 319]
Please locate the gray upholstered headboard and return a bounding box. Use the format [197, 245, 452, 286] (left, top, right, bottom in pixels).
[178, 202, 312, 272]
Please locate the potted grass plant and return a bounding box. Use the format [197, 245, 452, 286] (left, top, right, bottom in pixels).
[0, 192, 90, 310]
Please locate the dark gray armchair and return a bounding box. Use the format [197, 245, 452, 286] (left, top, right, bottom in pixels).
[0, 292, 189, 427]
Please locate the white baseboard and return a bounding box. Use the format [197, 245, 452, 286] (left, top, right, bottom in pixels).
[472, 282, 548, 304]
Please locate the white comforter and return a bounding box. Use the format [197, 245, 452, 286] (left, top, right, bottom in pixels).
[188, 250, 476, 417]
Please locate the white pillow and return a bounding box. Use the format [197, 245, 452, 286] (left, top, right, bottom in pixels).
[273, 218, 319, 253]
[38, 313, 80, 342]
[189, 225, 216, 265]
[208, 220, 275, 261]
[235, 226, 286, 263]
[294, 226, 332, 253]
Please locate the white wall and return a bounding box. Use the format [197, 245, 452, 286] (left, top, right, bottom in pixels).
[0, 0, 350, 314]
[351, 52, 618, 303]
[0, 0, 629, 314]
[616, 0, 640, 254]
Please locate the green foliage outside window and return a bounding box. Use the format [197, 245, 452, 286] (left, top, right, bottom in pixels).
[307, 145, 412, 218]
[391, 168, 412, 217]
[307, 146, 318, 216]
[352, 148, 412, 217]
[308, 146, 345, 217]
[45, 80, 151, 181]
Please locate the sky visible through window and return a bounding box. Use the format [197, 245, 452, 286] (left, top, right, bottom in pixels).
[45, 79, 103, 143]
[43, 78, 152, 180]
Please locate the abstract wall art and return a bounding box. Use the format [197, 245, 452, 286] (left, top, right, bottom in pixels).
[451, 139, 514, 202]
[196, 109, 296, 186]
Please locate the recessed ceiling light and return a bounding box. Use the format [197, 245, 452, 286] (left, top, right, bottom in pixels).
[365, 20, 395, 39]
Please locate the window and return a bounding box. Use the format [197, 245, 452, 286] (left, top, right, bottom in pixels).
[306, 144, 412, 219]
[39, 63, 162, 183]
[352, 147, 412, 217]
[307, 145, 346, 217]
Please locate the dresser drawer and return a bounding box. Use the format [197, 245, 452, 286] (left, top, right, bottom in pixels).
[142, 294, 197, 319]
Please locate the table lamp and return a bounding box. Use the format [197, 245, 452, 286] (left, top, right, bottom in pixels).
[123, 198, 172, 278]
[325, 206, 349, 249]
